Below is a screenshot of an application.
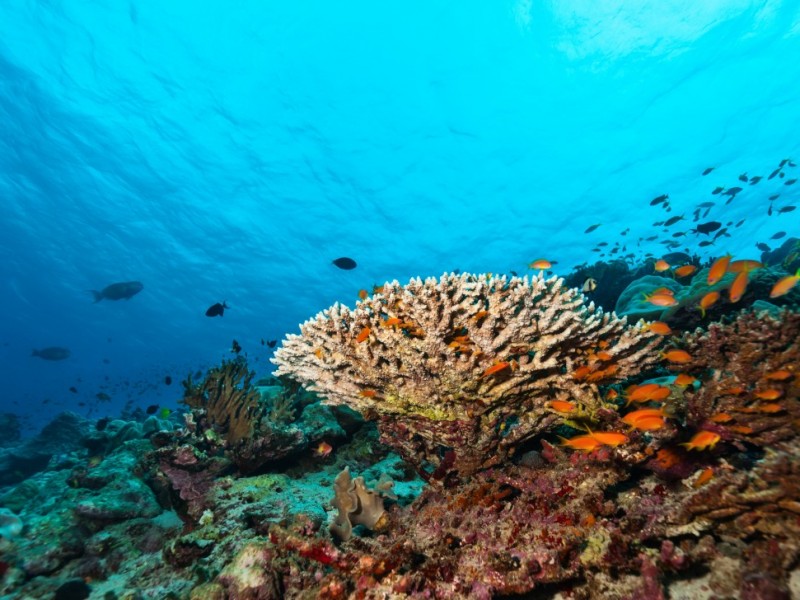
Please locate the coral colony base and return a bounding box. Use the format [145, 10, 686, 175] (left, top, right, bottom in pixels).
[1, 270, 800, 598]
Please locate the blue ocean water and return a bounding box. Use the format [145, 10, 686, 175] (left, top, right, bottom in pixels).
[1, 0, 799, 433]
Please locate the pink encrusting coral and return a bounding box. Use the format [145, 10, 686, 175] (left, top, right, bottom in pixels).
[273, 273, 663, 478]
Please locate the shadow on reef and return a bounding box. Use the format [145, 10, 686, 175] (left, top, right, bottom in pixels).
[1, 268, 800, 599]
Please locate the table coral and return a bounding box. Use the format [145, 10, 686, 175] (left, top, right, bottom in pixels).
[273, 273, 662, 477]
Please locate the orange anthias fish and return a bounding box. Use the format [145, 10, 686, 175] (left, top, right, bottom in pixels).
[622, 408, 667, 430]
[549, 400, 576, 413]
[314, 441, 333, 458]
[480, 361, 515, 379]
[707, 254, 732, 285]
[587, 430, 629, 447]
[727, 259, 764, 273]
[673, 265, 697, 278]
[645, 293, 678, 307]
[709, 412, 734, 423]
[356, 327, 371, 343]
[654, 259, 671, 272]
[673, 373, 696, 387]
[652, 287, 675, 296]
[625, 383, 671, 404]
[681, 431, 721, 451]
[764, 369, 794, 381]
[699, 291, 720, 317]
[662, 349, 692, 364]
[358, 289, 369, 300]
[529, 259, 552, 270]
[754, 388, 783, 401]
[729, 271, 749, 303]
[646, 321, 673, 335]
[560, 434, 603, 452]
[360, 389, 378, 398]
[770, 269, 800, 298]
[692, 467, 714, 488]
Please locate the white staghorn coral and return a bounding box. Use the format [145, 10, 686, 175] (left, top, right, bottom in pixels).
[273, 273, 662, 477]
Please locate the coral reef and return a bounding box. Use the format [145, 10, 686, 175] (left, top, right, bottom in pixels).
[181, 359, 306, 473]
[274, 273, 662, 478]
[677, 309, 800, 447]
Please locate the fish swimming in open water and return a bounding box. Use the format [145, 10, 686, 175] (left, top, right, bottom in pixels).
[32, 347, 71, 361]
[89, 281, 143, 303]
[205, 301, 228, 317]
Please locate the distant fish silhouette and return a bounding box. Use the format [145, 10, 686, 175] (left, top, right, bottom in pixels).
[584, 223, 601, 233]
[332, 257, 358, 270]
[164, 375, 172, 385]
[205, 301, 228, 317]
[692, 221, 721, 235]
[89, 281, 143, 303]
[702, 167, 714, 176]
[32, 347, 71, 361]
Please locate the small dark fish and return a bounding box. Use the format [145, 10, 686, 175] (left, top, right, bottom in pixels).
[653, 221, 664, 226]
[790, 161, 797, 167]
[102, 358, 110, 364]
[768, 203, 773, 216]
[702, 167, 714, 176]
[205, 301, 228, 317]
[69, 386, 78, 394]
[645, 235, 658, 241]
[780, 158, 789, 167]
[771, 231, 787, 240]
[693, 221, 721, 235]
[749, 176, 762, 185]
[672, 232, 686, 238]
[96, 392, 111, 401]
[738, 173, 748, 182]
[164, 375, 172, 385]
[663, 215, 684, 226]
[194, 370, 203, 379]
[769, 168, 781, 179]
[722, 187, 743, 196]
[596, 242, 609, 247]
[231, 339, 242, 354]
[756, 242, 771, 252]
[699, 240, 715, 247]
[32, 347, 70, 361]
[713, 227, 729, 240]
[663, 252, 692, 264]
[735, 220, 744, 227]
[769, 194, 780, 200]
[711, 186, 724, 195]
[620, 228, 630, 236]
[780, 172, 785, 178]
[697, 202, 714, 208]
[332, 257, 358, 270]
[54, 579, 91, 600]
[78, 402, 86, 407]
[650, 194, 669, 206]
[784, 178, 797, 185]
[584, 223, 601, 233]
[778, 205, 796, 213]
[96, 417, 110, 431]
[267, 339, 277, 348]
[89, 281, 143, 303]
[692, 209, 701, 222]
[146, 404, 159, 415]
[703, 208, 712, 218]
[510, 270, 518, 276]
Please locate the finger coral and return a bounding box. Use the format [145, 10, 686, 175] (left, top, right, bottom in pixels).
[273, 273, 663, 477]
